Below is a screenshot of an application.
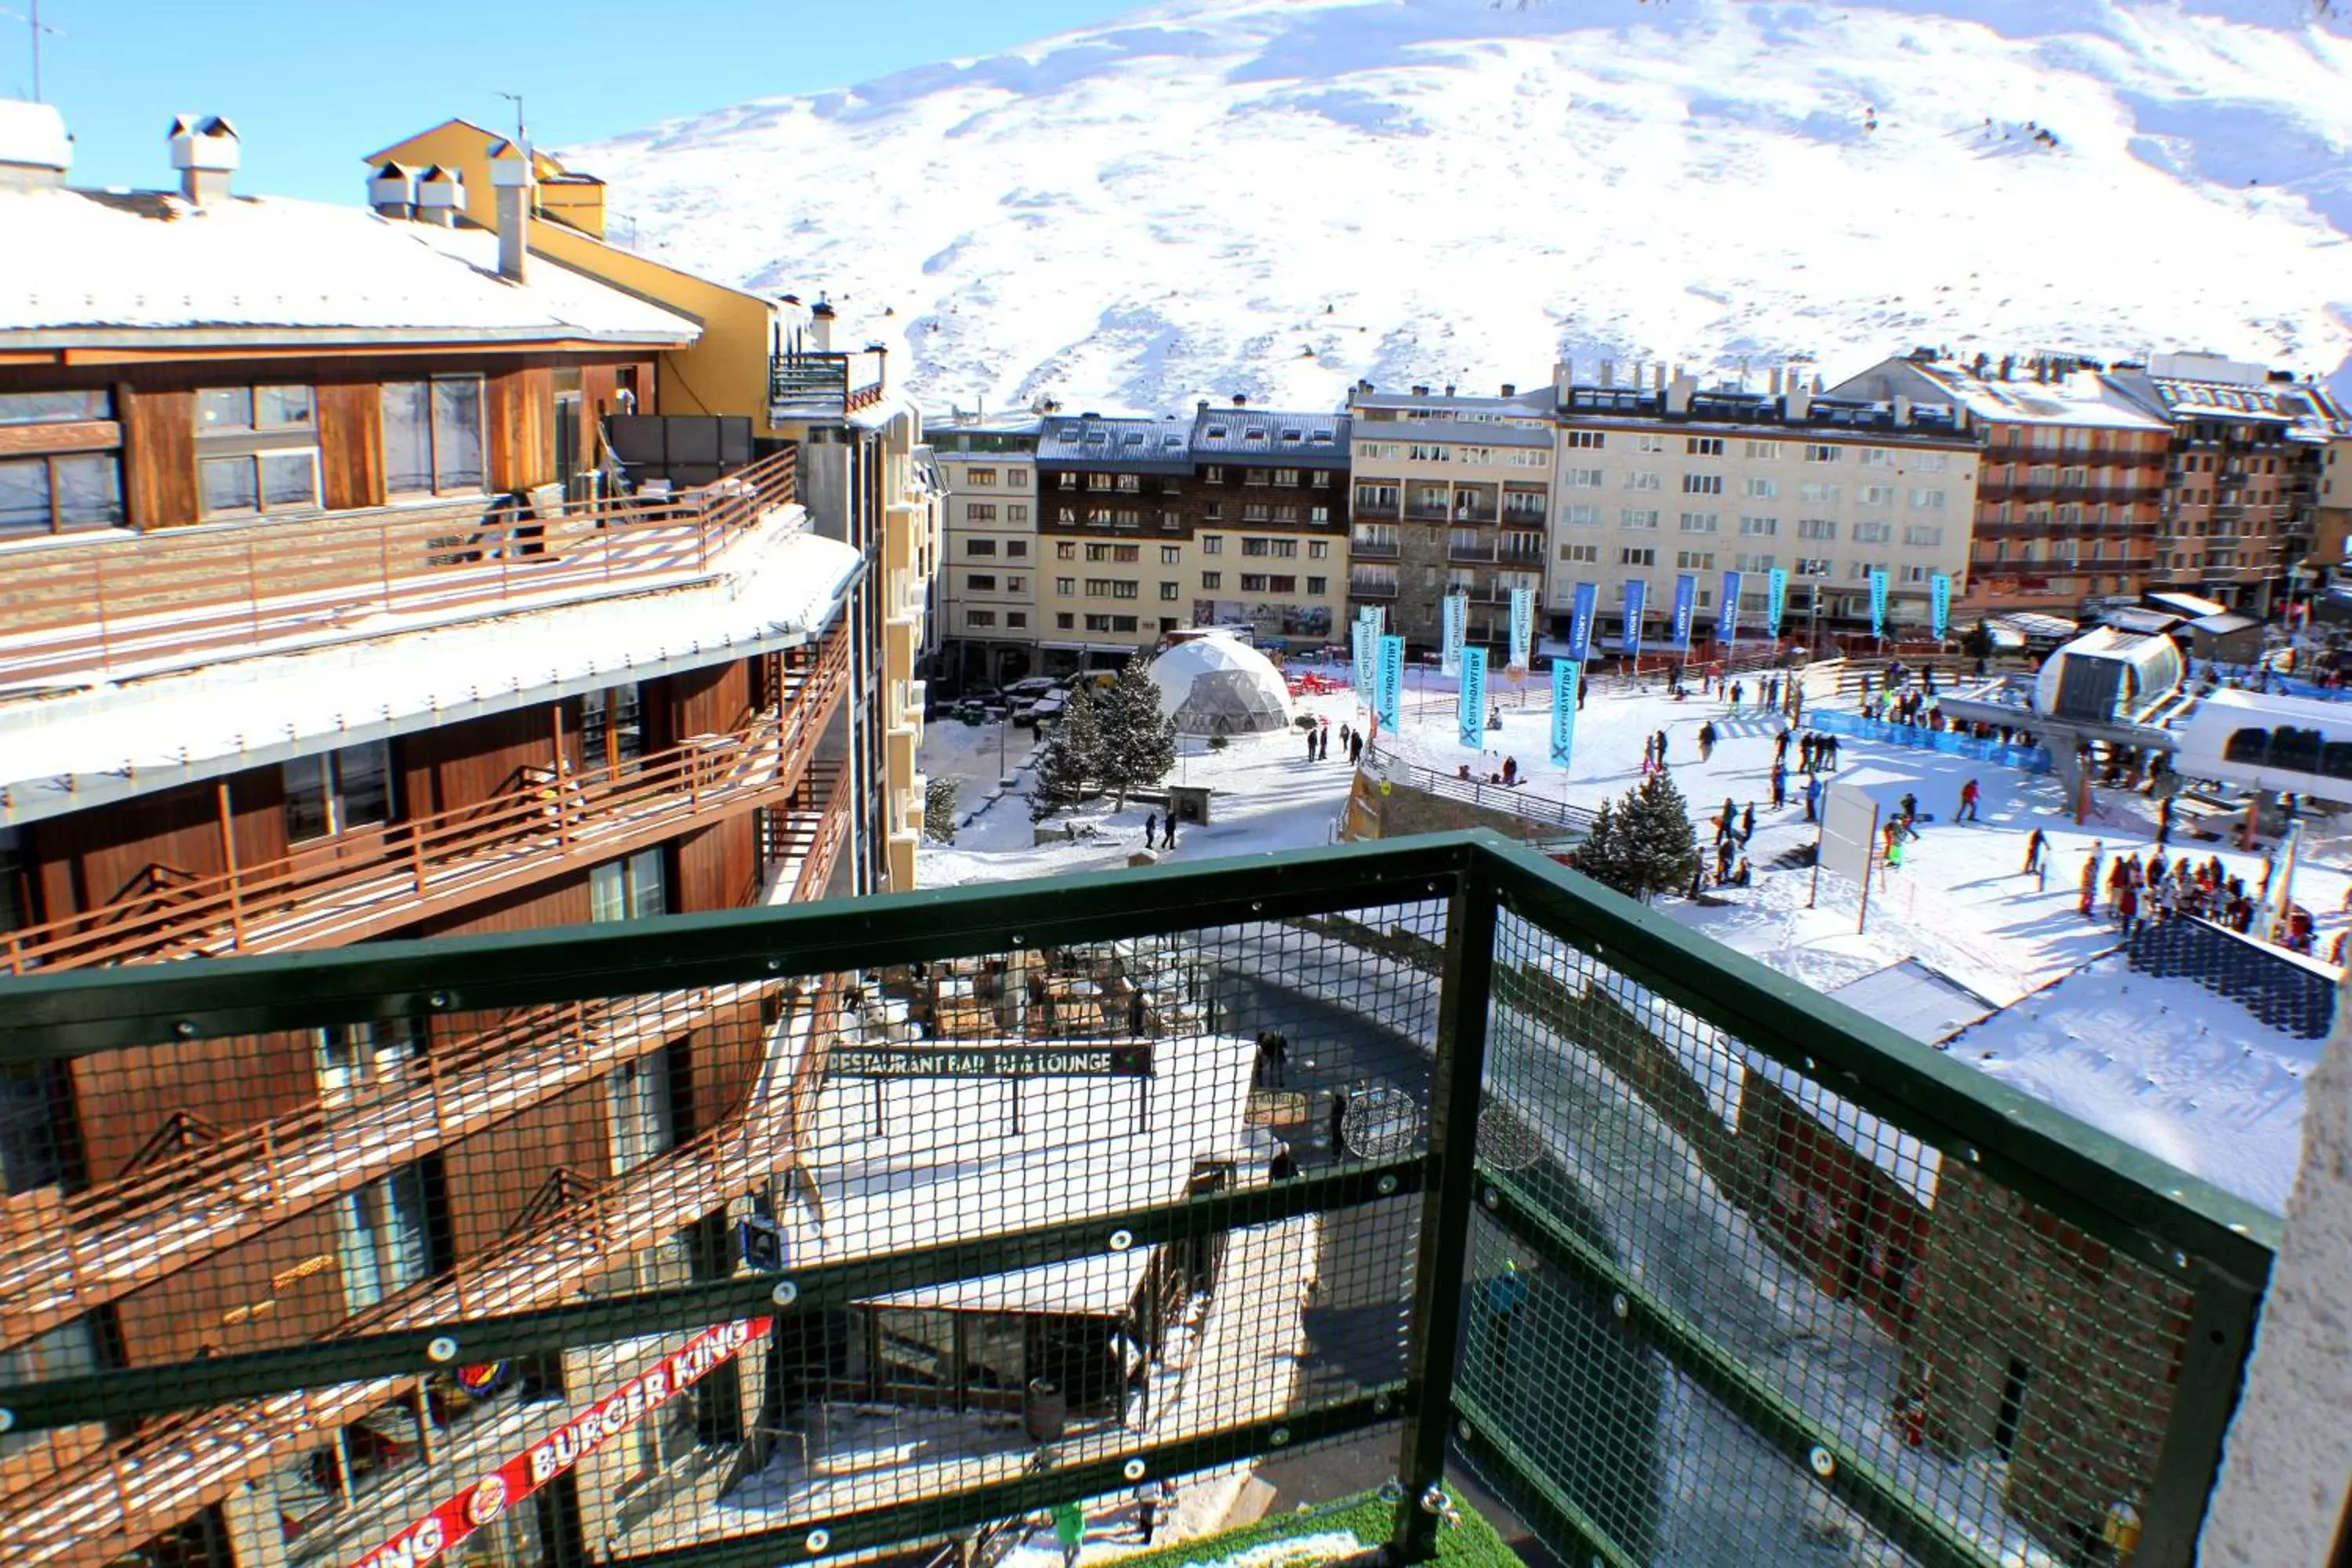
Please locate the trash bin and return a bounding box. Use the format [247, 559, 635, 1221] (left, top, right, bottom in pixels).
[1024, 1377, 1066, 1443]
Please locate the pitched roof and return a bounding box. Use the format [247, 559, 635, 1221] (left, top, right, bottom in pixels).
[1187, 406, 1349, 464]
[0, 185, 700, 350]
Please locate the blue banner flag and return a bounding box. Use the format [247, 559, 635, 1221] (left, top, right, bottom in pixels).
[1567, 582, 1598, 664]
[1930, 572, 1951, 641]
[1766, 567, 1788, 638]
[1440, 593, 1468, 677]
[1716, 569, 1742, 645]
[1508, 587, 1535, 671]
[1458, 646, 1487, 749]
[1351, 619, 1374, 702]
[1620, 579, 1647, 657]
[1375, 634, 1405, 733]
[1869, 568, 1889, 641]
[1550, 661, 1579, 768]
[1668, 573, 1697, 652]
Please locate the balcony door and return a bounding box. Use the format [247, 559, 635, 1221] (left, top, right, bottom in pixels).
[314, 1019, 423, 1107]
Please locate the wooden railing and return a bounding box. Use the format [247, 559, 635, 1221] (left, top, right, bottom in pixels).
[1, 626, 848, 975]
[0, 447, 798, 688]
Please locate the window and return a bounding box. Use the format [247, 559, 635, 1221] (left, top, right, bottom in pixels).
[967, 573, 998, 591]
[1312, 470, 1333, 488]
[1055, 506, 1076, 524]
[338, 1161, 441, 1309]
[1273, 467, 1302, 487]
[966, 537, 999, 556]
[1682, 474, 1723, 495]
[1795, 557, 1831, 577]
[1744, 440, 1783, 461]
[1007, 503, 1030, 524]
[314, 1018, 424, 1107]
[1559, 543, 1599, 564]
[1734, 552, 1777, 572]
[193, 383, 320, 517]
[1088, 474, 1112, 492]
[1853, 522, 1892, 544]
[1240, 573, 1269, 592]
[608, 1044, 683, 1177]
[580, 685, 644, 769]
[1110, 581, 1140, 600]
[1201, 535, 1224, 554]
[968, 467, 999, 487]
[283, 742, 392, 844]
[1565, 430, 1606, 449]
[1677, 550, 1715, 570]
[1056, 576, 1076, 594]
[1904, 524, 1945, 547]
[381, 378, 485, 495]
[591, 848, 667, 922]
[1007, 612, 1028, 628]
[0, 1316, 111, 1459]
[1200, 571, 1221, 590]
[1797, 518, 1838, 541]
[1158, 581, 1179, 601]
[1309, 505, 1331, 524]
[1679, 512, 1719, 533]
[1798, 481, 1840, 505]
[1115, 474, 1141, 493]
[1406, 443, 1453, 463]
[1803, 444, 1842, 463]
[0, 453, 123, 538]
[1633, 434, 1667, 453]
[1686, 437, 1724, 456]
[1306, 575, 1327, 594]
[1058, 472, 1078, 490]
[1160, 545, 1182, 564]
[1563, 503, 1602, 528]
[1910, 488, 1947, 510]
[1200, 502, 1225, 521]
[1056, 613, 1075, 630]
[1621, 508, 1660, 530]
[1308, 540, 1330, 559]
[965, 503, 998, 524]
[1567, 466, 1606, 488]
[1242, 538, 1298, 557]
[1859, 448, 1893, 469]
[1739, 514, 1778, 535]
[1624, 470, 1662, 492]
[1912, 452, 1949, 472]
[1621, 546, 1656, 566]
[1745, 477, 1778, 499]
[967, 608, 997, 627]
[1859, 485, 1896, 506]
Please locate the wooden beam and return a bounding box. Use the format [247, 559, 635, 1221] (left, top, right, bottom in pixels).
[0, 420, 122, 457]
[57, 339, 689, 366]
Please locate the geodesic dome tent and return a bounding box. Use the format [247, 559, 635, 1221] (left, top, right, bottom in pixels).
[1149, 634, 1294, 736]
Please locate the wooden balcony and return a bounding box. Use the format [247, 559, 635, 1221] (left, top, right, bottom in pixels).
[0, 448, 799, 689]
[2, 628, 850, 975]
[769, 352, 888, 418]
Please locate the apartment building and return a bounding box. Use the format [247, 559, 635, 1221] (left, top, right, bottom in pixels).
[0, 104, 902, 1568]
[1544, 367, 1977, 648]
[2314, 432, 2352, 575]
[1030, 405, 1350, 673]
[1830, 354, 2170, 619]
[930, 418, 1043, 691]
[1347, 382, 1554, 654]
[2105, 352, 2349, 612]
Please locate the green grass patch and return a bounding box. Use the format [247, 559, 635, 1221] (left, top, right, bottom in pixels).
[1117, 1488, 1520, 1568]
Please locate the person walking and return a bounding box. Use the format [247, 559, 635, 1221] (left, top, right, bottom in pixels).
[1052, 1502, 1087, 1568]
[1697, 721, 1717, 763]
[1305, 728, 1318, 764]
[1135, 1492, 1161, 1548]
[1143, 812, 1159, 850]
[1805, 774, 1823, 823]
[1716, 837, 1737, 883]
[2118, 878, 2140, 938]
[1717, 797, 1737, 844]
[2023, 827, 2045, 876]
[1730, 680, 1745, 710]
[1740, 802, 1755, 843]
[1824, 735, 1840, 771]
[2079, 855, 2100, 919]
[1655, 730, 1671, 769]
[1163, 817, 1177, 851]
[1327, 1083, 1352, 1156]
[1770, 762, 1788, 811]
[2157, 795, 2175, 848]
[1886, 834, 1906, 877]
[1774, 728, 1792, 767]
[1957, 778, 1980, 822]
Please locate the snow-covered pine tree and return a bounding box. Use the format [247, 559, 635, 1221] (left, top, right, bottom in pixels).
[923, 776, 959, 843]
[1095, 655, 1177, 808]
[1616, 771, 1703, 902]
[1569, 798, 1634, 898]
[1031, 686, 1103, 819]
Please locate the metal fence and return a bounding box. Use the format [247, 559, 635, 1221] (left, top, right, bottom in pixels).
[0, 833, 2278, 1568]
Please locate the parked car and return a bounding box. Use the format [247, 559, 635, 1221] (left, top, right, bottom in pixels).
[1004, 677, 1062, 699]
[1015, 692, 1069, 728]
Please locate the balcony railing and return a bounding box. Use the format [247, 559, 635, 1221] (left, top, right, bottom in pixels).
[0, 629, 849, 975]
[1348, 535, 1401, 560]
[0, 836, 2275, 1568]
[1446, 541, 1496, 564]
[0, 447, 800, 690]
[1349, 576, 1400, 599]
[768, 352, 887, 417]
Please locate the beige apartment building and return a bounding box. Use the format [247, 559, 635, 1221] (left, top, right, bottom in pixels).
[931, 419, 1043, 691]
[2315, 433, 2352, 574]
[1544, 367, 1977, 649]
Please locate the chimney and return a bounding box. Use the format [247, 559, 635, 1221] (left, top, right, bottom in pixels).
[0, 100, 71, 191]
[169, 114, 238, 205]
[1501, 383, 1516, 397]
[1552, 359, 1572, 401]
[1443, 383, 1455, 397]
[415, 164, 465, 227]
[1786, 378, 1813, 420]
[1665, 372, 1696, 416]
[1600, 360, 1614, 389]
[1653, 363, 1666, 394]
[1769, 367, 1783, 395]
[1893, 394, 1911, 424]
[808, 295, 836, 352]
[488, 139, 532, 283]
[368, 161, 419, 220]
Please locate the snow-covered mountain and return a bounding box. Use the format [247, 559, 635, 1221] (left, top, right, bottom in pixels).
[569, 0, 2352, 415]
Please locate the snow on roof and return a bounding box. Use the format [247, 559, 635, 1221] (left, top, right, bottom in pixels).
[1902, 361, 2169, 432]
[0, 512, 858, 828]
[0, 185, 702, 347]
[1826, 960, 1998, 1046]
[2149, 590, 2230, 619]
[1943, 953, 2323, 1214]
[1352, 416, 1553, 448]
[789, 1031, 1258, 1312]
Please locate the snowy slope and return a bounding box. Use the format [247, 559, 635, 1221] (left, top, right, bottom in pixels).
[568, 0, 2352, 413]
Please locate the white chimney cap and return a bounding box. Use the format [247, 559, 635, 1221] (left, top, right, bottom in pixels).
[169, 114, 241, 172]
[487, 139, 534, 188]
[0, 100, 71, 175]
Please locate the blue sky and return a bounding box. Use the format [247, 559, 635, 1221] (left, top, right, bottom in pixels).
[13, 1, 1142, 201]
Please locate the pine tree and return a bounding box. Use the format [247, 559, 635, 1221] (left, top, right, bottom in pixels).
[1094, 655, 1178, 808]
[923, 776, 959, 844]
[1616, 771, 1703, 902]
[1570, 799, 1634, 897]
[1032, 687, 1103, 819]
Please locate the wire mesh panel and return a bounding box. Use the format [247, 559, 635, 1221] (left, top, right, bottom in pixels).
[0, 891, 1443, 1568]
[1461, 898, 2256, 1568]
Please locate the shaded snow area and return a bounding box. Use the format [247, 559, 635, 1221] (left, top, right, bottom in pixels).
[571, 0, 2352, 413]
[1944, 954, 2322, 1214]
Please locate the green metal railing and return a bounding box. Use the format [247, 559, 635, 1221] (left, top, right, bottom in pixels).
[0, 833, 2278, 1568]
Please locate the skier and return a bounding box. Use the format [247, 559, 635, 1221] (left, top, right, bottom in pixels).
[2023, 828, 2045, 876]
[1957, 779, 1980, 823]
[1143, 812, 1159, 850]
